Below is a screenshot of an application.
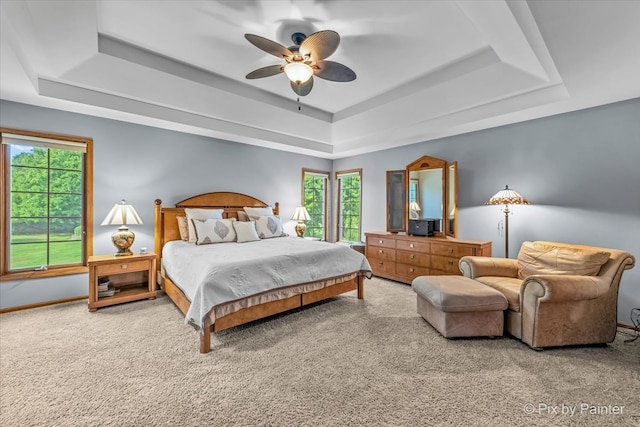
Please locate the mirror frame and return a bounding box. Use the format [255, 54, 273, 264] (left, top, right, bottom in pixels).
[446, 162, 458, 237]
[386, 170, 407, 233]
[406, 155, 447, 237]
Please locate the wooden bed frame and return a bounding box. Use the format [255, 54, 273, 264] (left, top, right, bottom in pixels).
[154, 192, 364, 353]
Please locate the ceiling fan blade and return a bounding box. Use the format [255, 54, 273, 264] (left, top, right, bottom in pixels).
[246, 65, 284, 79]
[314, 61, 356, 82]
[299, 30, 340, 60]
[245, 34, 293, 58]
[291, 77, 313, 96]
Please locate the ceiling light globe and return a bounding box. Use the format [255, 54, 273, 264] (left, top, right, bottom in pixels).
[284, 62, 313, 84]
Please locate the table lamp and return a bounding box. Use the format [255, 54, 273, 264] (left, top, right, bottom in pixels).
[101, 200, 142, 256]
[291, 206, 311, 238]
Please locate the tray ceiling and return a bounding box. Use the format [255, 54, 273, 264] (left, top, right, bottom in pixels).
[1, 1, 639, 159]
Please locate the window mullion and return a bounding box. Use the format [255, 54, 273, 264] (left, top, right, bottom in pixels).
[46, 148, 51, 267]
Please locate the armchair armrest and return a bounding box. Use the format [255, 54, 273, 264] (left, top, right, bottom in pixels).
[459, 256, 518, 279]
[521, 275, 608, 303]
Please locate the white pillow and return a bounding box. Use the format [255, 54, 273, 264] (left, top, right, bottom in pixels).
[243, 206, 275, 220]
[192, 218, 237, 245]
[255, 215, 287, 239]
[233, 221, 260, 243]
[185, 208, 224, 243]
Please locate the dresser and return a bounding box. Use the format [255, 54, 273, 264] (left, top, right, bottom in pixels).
[365, 232, 492, 284]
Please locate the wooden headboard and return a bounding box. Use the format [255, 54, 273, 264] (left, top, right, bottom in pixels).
[154, 192, 279, 270]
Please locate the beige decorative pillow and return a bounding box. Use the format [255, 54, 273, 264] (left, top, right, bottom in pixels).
[237, 211, 249, 222]
[185, 208, 224, 244]
[243, 206, 274, 220]
[255, 215, 287, 239]
[192, 218, 236, 245]
[517, 241, 610, 279]
[176, 216, 189, 241]
[233, 221, 260, 243]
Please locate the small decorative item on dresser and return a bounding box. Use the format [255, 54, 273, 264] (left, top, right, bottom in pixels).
[291, 206, 311, 237]
[101, 200, 143, 256]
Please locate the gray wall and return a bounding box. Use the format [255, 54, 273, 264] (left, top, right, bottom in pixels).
[0, 100, 331, 309]
[334, 98, 640, 325]
[2, 98, 639, 324]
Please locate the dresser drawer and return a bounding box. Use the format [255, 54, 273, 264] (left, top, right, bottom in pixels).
[370, 259, 396, 276]
[367, 236, 396, 249]
[368, 247, 396, 261]
[94, 260, 150, 276]
[396, 251, 430, 267]
[430, 243, 475, 258]
[430, 255, 461, 274]
[396, 239, 429, 252]
[396, 263, 429, 279]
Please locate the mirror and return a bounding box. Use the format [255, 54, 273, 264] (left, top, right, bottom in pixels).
[386, 170, 406, 232]
[447, 162, 458, 237]
[407, 155, 447, 237]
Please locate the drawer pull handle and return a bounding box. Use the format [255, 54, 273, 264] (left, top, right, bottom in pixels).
[410, 254, 415, 259]
[409, 268, 414, 273]
[378, 262, 383, 266]
[121, 264, 128, 269]
[379, 240, 383, 244]
[409, 243, 414, 248]
[447, 261, 454, 265]
[448, 248, 454, 254]
[379, 249, 383, 254]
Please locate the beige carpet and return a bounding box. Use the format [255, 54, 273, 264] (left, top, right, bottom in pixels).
[1, 277, 639, 427]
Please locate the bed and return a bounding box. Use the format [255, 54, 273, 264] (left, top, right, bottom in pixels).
[153, 192, 372, 353]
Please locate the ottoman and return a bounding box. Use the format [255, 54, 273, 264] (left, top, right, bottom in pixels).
[412, 276, 508, 338]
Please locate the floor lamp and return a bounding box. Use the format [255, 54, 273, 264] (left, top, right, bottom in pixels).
[485, 185, 530, 258]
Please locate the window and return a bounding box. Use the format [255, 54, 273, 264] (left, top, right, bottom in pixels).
[1, 128, 93, 280]
[336, 169, 362, 242]
[409, 178, 420, 219]
[302, 169, 329, 240]
[409, 179, 419, 205]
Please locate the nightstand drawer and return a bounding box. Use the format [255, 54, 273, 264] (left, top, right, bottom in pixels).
[88, 252, 157, 312]
[95, 260, 149, 276]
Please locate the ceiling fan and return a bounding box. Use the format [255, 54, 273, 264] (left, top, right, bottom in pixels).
[244, 30, 356, 97]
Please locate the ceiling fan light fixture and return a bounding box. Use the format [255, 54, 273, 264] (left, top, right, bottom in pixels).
[284, 62, 313, 84]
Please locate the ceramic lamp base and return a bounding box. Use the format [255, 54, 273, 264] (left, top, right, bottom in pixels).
[294, 221, 307, 238]
[111, 226, 135, 256]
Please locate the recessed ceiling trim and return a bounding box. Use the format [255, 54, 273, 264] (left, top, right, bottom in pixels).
[456, 0, 548, 81]
[333, 45, 500, 122]
[38, 77, 335, 155]
[97, 33, 332, 123]
[331, 80, 570, 157]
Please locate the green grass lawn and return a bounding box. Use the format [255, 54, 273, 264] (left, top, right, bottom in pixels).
[11, 234, 82, 269]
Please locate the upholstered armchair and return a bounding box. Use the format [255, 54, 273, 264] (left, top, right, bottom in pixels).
[459, 241, 635, 349]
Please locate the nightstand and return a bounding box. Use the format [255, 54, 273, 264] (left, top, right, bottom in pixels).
[88, 252, 157, 311]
